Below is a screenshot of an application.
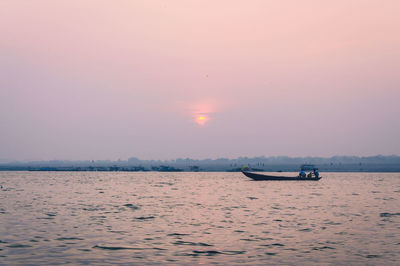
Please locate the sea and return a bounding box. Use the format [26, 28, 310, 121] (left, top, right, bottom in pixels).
[0, 171, 399, 265]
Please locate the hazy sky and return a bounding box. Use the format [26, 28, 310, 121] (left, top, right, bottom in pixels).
[1, 1, 399, 160]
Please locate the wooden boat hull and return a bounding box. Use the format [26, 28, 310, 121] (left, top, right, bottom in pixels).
[242, 171, 321, 181]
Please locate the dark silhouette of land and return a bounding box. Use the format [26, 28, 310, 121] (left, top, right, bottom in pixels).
[0, 155, 399, 172]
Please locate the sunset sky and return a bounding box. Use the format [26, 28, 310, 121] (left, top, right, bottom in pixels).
[1, 1, 399, 160]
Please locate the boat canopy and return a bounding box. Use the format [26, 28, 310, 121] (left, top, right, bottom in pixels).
[300, 164, 317, 171]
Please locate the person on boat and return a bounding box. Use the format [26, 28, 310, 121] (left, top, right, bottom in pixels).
[313, 168, 319, 178]
[299, 170, 306, 178]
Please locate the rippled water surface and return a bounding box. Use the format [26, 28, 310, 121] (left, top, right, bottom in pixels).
[1, 171, 400, 265]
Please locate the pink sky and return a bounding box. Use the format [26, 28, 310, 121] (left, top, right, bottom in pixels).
[0, 1, 399, 160]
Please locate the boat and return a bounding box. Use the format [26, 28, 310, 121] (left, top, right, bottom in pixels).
[242, 164, 322, 181]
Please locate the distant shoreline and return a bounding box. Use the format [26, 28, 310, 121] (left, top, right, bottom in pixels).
[1, 155, 400, 172]
[1, 169, 400, 173]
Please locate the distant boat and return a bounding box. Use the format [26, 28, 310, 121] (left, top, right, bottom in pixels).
[242, 164, 322, 181]
[242, 171, 321, 181]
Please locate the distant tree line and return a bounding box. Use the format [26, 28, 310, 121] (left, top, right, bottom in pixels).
[0, 155, 399, 172]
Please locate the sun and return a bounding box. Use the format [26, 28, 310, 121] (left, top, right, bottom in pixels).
[185, 100, 220, 126]
[195, 115, 209, 126]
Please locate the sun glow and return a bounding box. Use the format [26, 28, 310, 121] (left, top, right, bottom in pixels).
[179, 99, 229, 126]
[196, 115, 209, 126]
